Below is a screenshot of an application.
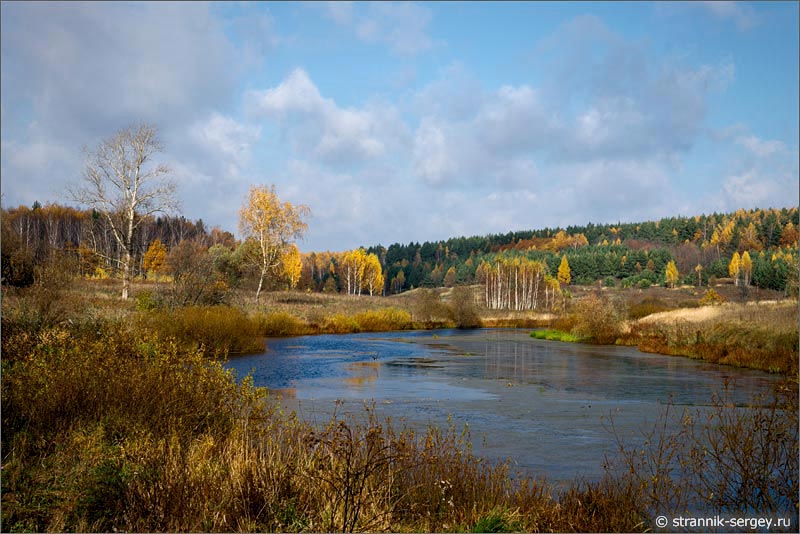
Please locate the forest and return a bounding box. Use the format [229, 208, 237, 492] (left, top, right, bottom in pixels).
[2, 201, 798, 302]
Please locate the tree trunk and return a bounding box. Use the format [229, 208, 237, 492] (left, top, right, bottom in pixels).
[122, 249, 131, 300]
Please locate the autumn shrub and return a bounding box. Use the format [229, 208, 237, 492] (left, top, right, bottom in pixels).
[571, 292, 626, 344]
[698, 288, 726, 306]
[257, 310, 310, 337]
[448, 286, 481, 328]
[139, 305, 264, 357]
[353, 307, 413, 332]
[324, 313, 362, 334]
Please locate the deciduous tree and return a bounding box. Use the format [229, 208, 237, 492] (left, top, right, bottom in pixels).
[281, 243, 302, 290]
[665, 260, 679, 288]
[70, 123, 177, 299]
[239, 185, 309, 302]
[740, 250, 753, 287]
[729, 251, 741, 286]
[557, 255, 571, 285]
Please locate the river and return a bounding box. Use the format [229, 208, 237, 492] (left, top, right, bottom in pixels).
[225, 328, 781, 483]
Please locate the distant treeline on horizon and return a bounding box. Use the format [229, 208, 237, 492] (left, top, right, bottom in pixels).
[2, 202, 798, 294]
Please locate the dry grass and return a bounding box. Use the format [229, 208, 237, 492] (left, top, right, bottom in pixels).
[1, 294, 645, 532]
[3, 284, 795, 532]
[625, 300, 799, 374]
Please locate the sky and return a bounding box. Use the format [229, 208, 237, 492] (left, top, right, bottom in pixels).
[2, 1, 798, 252]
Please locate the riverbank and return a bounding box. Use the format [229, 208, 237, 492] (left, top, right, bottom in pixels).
[2, 284, 796, 532]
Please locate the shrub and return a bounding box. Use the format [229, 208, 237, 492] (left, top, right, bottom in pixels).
[324, 313, 362, 334]
[258, 311, 309, 337]
[140, 306, 264, 357]
[571, 292, 626, 344]
[448, 286, 481, 328]
[698, 288, 725, 306]
[353, 308, 413, 332]
[608, 382, 798, 520]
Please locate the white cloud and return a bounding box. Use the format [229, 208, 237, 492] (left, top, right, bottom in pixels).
[736, 135, 785, 158]
[325, 1, 438, 55]
[723, 169, 778, 206]
[247, 68, 408, 166]
[191, 112, 261, 161]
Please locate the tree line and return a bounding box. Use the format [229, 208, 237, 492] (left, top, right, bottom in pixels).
[2, 125, 797, 303]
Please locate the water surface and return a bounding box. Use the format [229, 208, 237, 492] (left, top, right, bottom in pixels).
[226, 329, 780, 482]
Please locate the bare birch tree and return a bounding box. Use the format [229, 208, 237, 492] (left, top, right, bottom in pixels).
[70, 124, 177, 299]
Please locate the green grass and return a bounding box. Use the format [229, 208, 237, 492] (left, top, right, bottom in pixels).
[530, 329, 585, 342]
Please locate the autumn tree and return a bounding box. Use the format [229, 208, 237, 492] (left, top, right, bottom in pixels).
[143, 239, 168, 279]
[740, 250, 753, 287]
[342, 248, 367, 295]
[694, 263, 703, 287]
[239, 185, 309, 302]
[557, 255, 571, 285]
[281, 243, 302, 290]
[363, 253, 384, 296]
[665, 260, 679, 288]
[443, 266, 457, 287]
[70, 123, 177, 299]
[729, 251, 741, 286]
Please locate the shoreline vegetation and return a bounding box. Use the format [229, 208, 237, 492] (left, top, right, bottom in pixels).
[2, 287, 797, 532]
[2, 280, 797, 532]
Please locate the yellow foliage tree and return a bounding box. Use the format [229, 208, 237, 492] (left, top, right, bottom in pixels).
[281, 243, 302, 290]
[740, 250, 753, 287]
[143, 239, 168, 279]
[363, 253, 384, 296]
[665, 260, 679, 288]
[239, 185, 310, 302]
[729, 251, 741, 286]
[557, 255, 571, 285]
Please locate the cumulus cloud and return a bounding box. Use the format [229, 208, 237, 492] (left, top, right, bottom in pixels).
[247, 68, 409, 167]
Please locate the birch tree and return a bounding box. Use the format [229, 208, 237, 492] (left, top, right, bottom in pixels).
[70, 124, 177, 299]
[239, 184, 309, 302]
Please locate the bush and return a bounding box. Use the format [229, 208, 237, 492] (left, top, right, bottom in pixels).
[258, 311, 309, 337]
[354, 308, 413, 332]
[140, 306, 264, 357]
[698, 288, 725, 306]
[324, 313, 362, 334]
[448, 286, 481, 328]
[571, 293, 626, 344]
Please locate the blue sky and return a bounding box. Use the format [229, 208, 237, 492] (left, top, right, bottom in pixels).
[2, 1, 798, 251]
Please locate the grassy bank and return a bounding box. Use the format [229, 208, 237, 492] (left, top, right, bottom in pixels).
[2, 287, 796, 532]
[530, 329, 585, 342]
[623, 300, 799, 374]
